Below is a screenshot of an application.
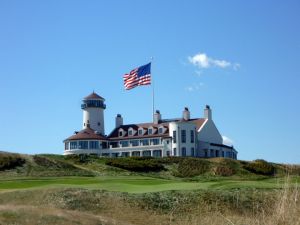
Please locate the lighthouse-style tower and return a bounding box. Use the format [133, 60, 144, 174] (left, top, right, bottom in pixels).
[81, 92, 106, 135]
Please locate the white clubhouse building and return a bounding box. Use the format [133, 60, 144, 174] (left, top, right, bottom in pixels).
[64, 92, 237, 159]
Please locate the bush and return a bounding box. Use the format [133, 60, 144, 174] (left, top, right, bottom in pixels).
[105, 158, 164, 172]
[33, 155, 77, 169]
[212, 165, 235, 176]
[154, 157, 186, 164]
[177, 158, 210, 177]
[244, 159, 275, 176]
[0, 153, 26, 170]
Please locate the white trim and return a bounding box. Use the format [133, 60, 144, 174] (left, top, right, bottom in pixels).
[197, 119, 208, 132]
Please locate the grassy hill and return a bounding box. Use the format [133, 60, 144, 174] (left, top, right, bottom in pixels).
[0, 152, 300, 225]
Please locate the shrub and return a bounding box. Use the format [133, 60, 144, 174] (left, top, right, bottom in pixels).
[154, 157, 186, 164]
[105, 158, 164, 172]
[177, 158, 210, 177]
[0, 153, 26, 170]
[244, 159, 275, 176]
[212, 165, 235, 176]
[33, 155, 77, 169]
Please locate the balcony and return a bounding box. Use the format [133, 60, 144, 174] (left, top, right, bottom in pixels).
[81, 100, 106, 109]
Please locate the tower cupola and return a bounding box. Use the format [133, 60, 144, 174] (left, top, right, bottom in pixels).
[82, 92, 106, 135]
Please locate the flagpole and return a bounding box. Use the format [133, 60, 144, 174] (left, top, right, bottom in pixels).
[151, 57, 154, 122]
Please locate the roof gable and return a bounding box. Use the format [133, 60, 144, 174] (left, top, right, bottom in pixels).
[64, 127, 107, 141]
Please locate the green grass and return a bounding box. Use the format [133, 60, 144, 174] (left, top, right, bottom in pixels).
[0, 175, 297, 193]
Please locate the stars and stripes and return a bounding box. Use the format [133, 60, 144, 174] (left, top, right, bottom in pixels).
[123, 63, 151, 90]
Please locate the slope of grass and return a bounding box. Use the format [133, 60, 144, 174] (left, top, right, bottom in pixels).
[0, 175, 298, 193]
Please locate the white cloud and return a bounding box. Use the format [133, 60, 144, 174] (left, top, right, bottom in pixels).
[222, 135, 234, 146]
[188, 53, 239, 70]
[185, 82, 204, 92]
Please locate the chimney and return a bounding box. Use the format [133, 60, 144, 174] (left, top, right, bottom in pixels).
[153, 110, 161, 124]
[182, 107, 190, 120]
[115, 114, 123, 128]
[204, 105, 212, 120]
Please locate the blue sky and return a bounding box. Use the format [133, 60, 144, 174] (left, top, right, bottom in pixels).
[0, 0, 299, 163]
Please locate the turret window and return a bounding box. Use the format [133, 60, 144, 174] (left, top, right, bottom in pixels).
[70, 142, 78, 149]
[89, 141, 99, 149]
[78, 141, 88, 149]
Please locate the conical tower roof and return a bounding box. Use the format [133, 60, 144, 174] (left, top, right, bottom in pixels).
[84, 92, 104, 100]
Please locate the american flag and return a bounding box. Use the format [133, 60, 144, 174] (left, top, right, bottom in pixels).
[123, 63, 151, 90]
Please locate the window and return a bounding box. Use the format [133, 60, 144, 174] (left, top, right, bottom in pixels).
[222, 151, 225, 157]
[173, 148, 177, 156]
[158, 127, 163, 134]
[148, 128, 153, 135]
[141, 139, 149, 146]
[173, 131, 177, 143]
[130, 140, 139, 146]
[121, 152, 129, 157]
[65, 142, 69, 150]
[138, 129, 143, 135]
[102, 142, 108, 149]
[204, 150, 208, 158]
[132, 151, 140, 157]
[78, 141, 88, 149]
[120, 140, 129, 147]
[128, 130, 133, 136]
[98, 122, 100, 126]
[89, 141, 99, 149]
[181, 130, 186, 143]
[151, 138, 159, 145]
[190, 130, 194, 143]
[70, 142, 77, 149]
[166, 151, 170, 156]
[166, 140, 170, 144]
[181, 147, 186, 156]
[142, 151, 151, 157]
[191, 147, 195, 157]
[119, 131, 123, 137]
[111, 142, 119, 148]
[153, 150, 162, 157]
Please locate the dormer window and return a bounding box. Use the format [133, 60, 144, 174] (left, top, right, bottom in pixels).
[158, 127, 163, 134]
[138, 129, 143, 136]
[118, 128, 124, 137]
[128, 127, 135, 136]
[148, 128, 153, 135]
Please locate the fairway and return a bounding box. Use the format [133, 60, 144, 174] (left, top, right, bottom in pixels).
[0, 176, 289, 193]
